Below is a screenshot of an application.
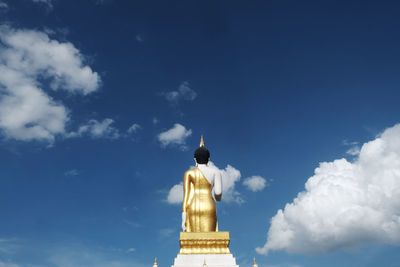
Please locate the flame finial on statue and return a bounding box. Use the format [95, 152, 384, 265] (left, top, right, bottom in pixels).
[200, 135, 205, 147]
[252, 257, 258, 267]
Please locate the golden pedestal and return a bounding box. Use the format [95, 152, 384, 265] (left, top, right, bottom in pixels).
[179, 232, 231, 254]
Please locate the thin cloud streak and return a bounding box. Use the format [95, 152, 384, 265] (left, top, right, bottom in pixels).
[31, 0, 53, 10]
[160, 81, 197, 105]
[67, 119, 120, 139]
[64, 169, 80, 177]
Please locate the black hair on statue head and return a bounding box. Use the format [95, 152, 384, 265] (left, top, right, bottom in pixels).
[194, 147, 210, 164]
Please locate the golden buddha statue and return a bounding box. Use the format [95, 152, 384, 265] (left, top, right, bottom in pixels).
[179, 137, 231, 255]
[181, 136, 222, 232]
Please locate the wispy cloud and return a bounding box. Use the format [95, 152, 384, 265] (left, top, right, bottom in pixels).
[0, 239, 146, 267]
[265, 264, 302, 267]
[343, 139, 360, 156]
[160, 81, 197, 105]
[0, 261, 20, 267]
[0, 238, 19, 255]
[0, 238, 21, 266]
[96, 0, 113, 5]
[0, 25, 101, 144]
[68, 119, 120, 139]
[46, 244, 146, 267]
[157, 123, 192, 150]
[123, 220, 141, 228]
[31, 0, 54, 11]
[67, 120, 142, 140]
[346, 146, 360, 156]
[127, 123, 141, 134]
[342, 139, 359, 146]
[64, 169, 80, 177]
[126, 248, 135, 254]
[0, 1, 8, 11]
[257, 123, 400, 255]
[135, 34, 143, 42]
[159, 228, 175, 238]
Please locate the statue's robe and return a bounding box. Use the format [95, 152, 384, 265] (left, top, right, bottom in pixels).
[182, 166, 221, 232]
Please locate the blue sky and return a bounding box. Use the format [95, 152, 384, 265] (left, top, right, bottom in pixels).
[0, 0, 400, 266]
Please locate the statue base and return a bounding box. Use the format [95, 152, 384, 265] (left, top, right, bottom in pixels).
[172, 232, 238, 267]
[179, 232, 231, 254]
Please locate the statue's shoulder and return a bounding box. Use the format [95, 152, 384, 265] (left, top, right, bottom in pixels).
[184, 167, 198, 177]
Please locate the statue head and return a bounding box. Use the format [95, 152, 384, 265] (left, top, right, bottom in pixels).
[194, 136, 210, 164]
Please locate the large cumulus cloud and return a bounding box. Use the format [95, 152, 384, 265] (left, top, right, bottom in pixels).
[257, 124, 400, 255]
[0, 25, 101, 143]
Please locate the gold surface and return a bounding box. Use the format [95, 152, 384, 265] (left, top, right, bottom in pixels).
[200, 135, 205, 147]
[179, 232, 231, 254]
[182, 168, 217, 232]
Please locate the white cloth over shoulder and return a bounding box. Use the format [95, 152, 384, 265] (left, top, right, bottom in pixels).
[197, 163, 222, 196]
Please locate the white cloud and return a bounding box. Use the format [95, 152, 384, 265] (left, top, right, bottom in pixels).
[346, 146, 360, 156]
[343, 139, 361, 156]
[166, 161, 242, 204]
[243, 175, 267, 192]
[96, 0, 113, 5]
[218, 162, 243, 203]
[46, 244, 146, 267]
[64, 169, 79, 177]
[161, 81, 197, 104]
[31, 0, 53, 10]
[68, 119, 120, 139]
[0, 238, 19, 255]
[159, 228, 175, 238]
[0, 25, 101, 143]
[0, 238, 20, 267]
[0, 1, 8, 10]
[0, 262, 19, 267]
[342, 140, 359, 146]
[152, 117, 159, 125]
[166, 182, 183, 204]
[0, 238, 145, 267]
[68, 120, 142, 140]
[126, 248, 135, 253]
[157, 123, 192, 150]
[256, 123, 400, 255]
[123, 220, 141, 228]
[127, 123, 141, 134]
[135, 35, 143, 42]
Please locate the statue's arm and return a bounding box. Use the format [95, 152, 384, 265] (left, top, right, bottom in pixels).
[182, 171, 191, 212]
[214, 171, 222, 201]
[182, 171, 191, 231]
